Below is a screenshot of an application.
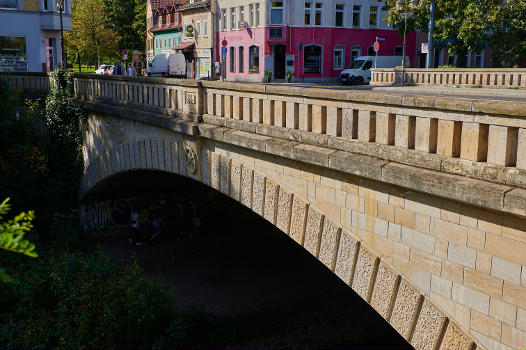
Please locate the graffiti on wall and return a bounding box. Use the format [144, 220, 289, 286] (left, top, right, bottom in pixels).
[80, 199, 132, 232]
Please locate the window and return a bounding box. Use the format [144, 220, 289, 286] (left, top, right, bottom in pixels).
[0, 36, 27, 71]
[230, 8, 236, 30]
[304, 2, 311, 25]
[249, 45, 260, 73]
[394, 46, 403, 56]
[369, 6, 378, 28]
[239, 6, 245, 24]
[166, 13, 170, 24]
[221, 9, 227, 30]
[352, 5, 361, 28]
[304, 2, 322, 26]
[333, 46, 344, 70]
[159, 14, 163, 26]
[249, 4, 254, 26]
[203, 19, 208, 36]
[304, 44, 322, 74]
[350, 45, 362, 63]
[314, 3, 322, 25]
[271, 1, 283, 25]
[255, 3, 260, 26]
[230, 47, 235, 72]
[196, 21, 200, 37]
[335, 4, 344, 27]
[44, 0, 48, 11]
[367, 46, 375, 56]
[239, 46, 244, 72]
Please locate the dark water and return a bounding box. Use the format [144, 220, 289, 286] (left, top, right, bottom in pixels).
[95, 171, 412, 349]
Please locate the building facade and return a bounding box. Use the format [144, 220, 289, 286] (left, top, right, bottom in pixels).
[147, 0, 186, 62]
[176, 0, 215, 79]
[0, 0, 72, 72]
[217, 0, 415, 82]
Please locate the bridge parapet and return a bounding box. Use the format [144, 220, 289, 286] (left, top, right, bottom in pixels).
[1, 72, 51, 96]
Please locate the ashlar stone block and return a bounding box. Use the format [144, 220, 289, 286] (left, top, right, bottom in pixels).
[376, 112, 395, 145]
[334, 230, 359, 285]
[358, 110, 376, 142]
[274, 100, 286, 127]
[299, 104, 312, 131]
[411, 299, 448, 350]
[415, 117, 438, 153]
[170, 140, 179, 174]
[342, 108, 358, 139]
[264, 179, 279, 225]
[263, 100, 274, 125]
[276, 188, 293, 234]
[220, 156, 231, 196]
[370, 261, 400, 320]
[210, 152, 221, 190]
[351, 245, 379, 302]
[290, 196, 308, 244]
[439, 322, 475, 350]
[224, 95, 233, 118]
[286, 101, 299, 129]
[395, 114, 416, 149]
[252, 172, 266, 216]
[460, 122, 488, 162]
[437, 120, 461, 157]
[233, 96, 242, 120]
[215, 94, 224, 117]
[242, 97, 251, 122]
[327, 106, 342, 137]
[240, 167, 254, 208]
[304, 207, 324, 257]
[230, 159, 242, 201]
[252, 98, 263, 123]
[318, 219, 341, 271]
[311, 105, 327, 134]
[390, 279, 423, 340]
[487, 125, 518, 166]
[517, 128, 526, 170]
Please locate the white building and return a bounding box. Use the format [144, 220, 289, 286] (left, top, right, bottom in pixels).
[0, 0, 72, 72]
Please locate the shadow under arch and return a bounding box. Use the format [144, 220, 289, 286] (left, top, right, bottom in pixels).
[80, 137, 477, 350]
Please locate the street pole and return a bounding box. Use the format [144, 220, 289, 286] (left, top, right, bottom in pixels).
[401, 13, 407, 85]
[426, 1, 435, 68]
[58, 0, 66, 68]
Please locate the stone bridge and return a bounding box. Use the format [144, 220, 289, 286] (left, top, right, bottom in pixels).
[9, 73, 526, 350]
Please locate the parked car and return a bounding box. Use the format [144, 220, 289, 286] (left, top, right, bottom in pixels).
[340, 56, 409, 85]
[147, 53, 185, 78]
[95, 65, 114, 75]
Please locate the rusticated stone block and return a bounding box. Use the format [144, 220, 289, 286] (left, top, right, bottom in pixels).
[276, 188, 293, 234]
[230, 159, 242, 201]
[334, 230, 359, 284]
[264, 179, 279, 225]
[411, 299, 447, 350]
[220, 156, 231, 196]
[138, 140, 147, 169]
[170, 140, 179, 174]
[150, 139, 159, 169]
[304, 207, 324, 257]
[290, 196, 308, 244]
[210, 152, 221, 190]
[318, 218, 341, 271]
[162, 139, 171, 172]
[351, 245, 378, 302]
[252, 172, 266, 216]
[370, 261, 400, 319]
[440, 322, 475, 350]
[240, 167, 253, 208]
[145, 138, 152, 168]
[390, 279, 422, 340]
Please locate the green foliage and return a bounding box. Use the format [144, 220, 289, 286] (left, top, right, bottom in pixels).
[437, 64, 456, 68]
[103, 0, 146, 52]
[264, 70, 273, 78]
[0, 198, 37, 282]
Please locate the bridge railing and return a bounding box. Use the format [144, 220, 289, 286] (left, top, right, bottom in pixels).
[371, 67, 526, 88]
[72, 74, 204, 121]
[0, 72, 51, 95]
[202, 80, 526, 191]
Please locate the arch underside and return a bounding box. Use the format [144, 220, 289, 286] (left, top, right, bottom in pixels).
[81, 137, 477, 350]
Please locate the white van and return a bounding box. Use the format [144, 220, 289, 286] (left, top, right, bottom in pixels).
[340, 56, 409, 85]
[148, 53, 186, 78]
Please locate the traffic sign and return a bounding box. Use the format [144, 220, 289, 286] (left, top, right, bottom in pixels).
[221, 40, 228, 47]
[123, 54, 128, 60]
[221, 47, 227, 55]
[373, 42, 380, 52]
[122, 49, 128, 55]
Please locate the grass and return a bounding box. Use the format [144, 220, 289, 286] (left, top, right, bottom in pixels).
[67, 64, 97, 74]
[471, 84, 482, 88]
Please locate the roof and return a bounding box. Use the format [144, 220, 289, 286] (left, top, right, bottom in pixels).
[150, 0, 186, 12]
[173, 41, 194, 50]
[177, 0, 210, 12]
[151, 23, 182, 32]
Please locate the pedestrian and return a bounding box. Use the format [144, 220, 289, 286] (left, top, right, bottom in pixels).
[113, 61, 123, 75]
[150, 212, 162, 242]
[129, 208, 141, 245]
[127, 63, 137, 77]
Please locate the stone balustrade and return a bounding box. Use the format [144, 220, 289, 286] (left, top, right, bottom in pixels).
[2, 72, 51, 95]
[371, 68, 526, 89]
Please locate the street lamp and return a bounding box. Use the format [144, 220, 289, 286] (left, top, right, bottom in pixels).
[56, 0, 66, 68]
[396, 0, 418, 84]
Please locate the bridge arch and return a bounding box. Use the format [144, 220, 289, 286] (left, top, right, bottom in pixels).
[81, 136, 475, 350]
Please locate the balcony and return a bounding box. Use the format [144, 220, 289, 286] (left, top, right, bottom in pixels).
[40, 12, 72, 31]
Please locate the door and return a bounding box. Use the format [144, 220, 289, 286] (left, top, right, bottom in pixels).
[274, 44, 286, 79]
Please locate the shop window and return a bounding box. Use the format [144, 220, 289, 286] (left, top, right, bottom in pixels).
[304, 44, 322, 74]
[249, 45, 260, 73]
[0, 36, 27, 71]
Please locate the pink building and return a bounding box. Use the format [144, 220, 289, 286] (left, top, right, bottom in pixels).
[217, 0, 416, 82]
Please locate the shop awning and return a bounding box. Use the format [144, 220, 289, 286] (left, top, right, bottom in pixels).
[173, 42, 194, 51]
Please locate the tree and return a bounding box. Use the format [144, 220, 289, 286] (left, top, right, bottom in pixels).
[0, 198, 37, 283]
[103, 0, 146, 53]
[382, 0, 522, 67]
[65, 0, 119, 66]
